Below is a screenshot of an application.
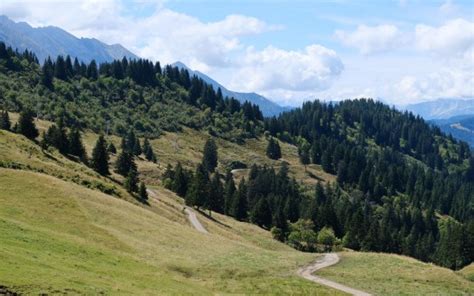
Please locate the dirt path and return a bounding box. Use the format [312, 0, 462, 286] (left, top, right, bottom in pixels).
[147, 189, 208, 234]
[184, 207, 208, 234]
[297, 253, 371, 296]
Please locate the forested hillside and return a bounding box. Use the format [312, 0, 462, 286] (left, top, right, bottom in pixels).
[1, 41, 473, 271]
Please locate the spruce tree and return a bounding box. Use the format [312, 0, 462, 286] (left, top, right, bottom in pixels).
[223, 171, 236, 215]
[139, 182, 148, 200]
[185, 164, 209, 209]
[143, 138, 156, 161]
[0, 110, 11, 131]
[90, 135, 109, 175]
[172, 162, 188, 197]
[202, 138, 218, 173]
[41, 58, 54, 90]
[115, 151, 135, 177]
[231, 179, 248, 221]
[208, 173, 224, 214]
[266, 137, 281, 160]
[68, 128, 87, 162]
[17, 110, 39, 140]
[250, 198, 272, 228]
[124, 168, 139, 193]
[133, 136, 142, 156]
[44, 120, 69, 154]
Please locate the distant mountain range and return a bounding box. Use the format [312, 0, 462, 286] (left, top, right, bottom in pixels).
[172, 62, 291, 117]
[0, 15, 288, 117]
[403, 98, 474, 120]
[430, 115, 474, 148]
[0, 15, 137, 63]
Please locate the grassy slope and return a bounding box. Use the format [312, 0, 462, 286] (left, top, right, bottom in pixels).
[0, 130, 338, 294]
[459, 264, 474, 282]
[2, 118, 473, 295]
[0, 169, 340, 295]
[317, 252, 474, 295]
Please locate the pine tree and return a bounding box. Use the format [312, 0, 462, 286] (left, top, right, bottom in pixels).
[54, 56, 67, 80]
[41, 58, 54, 90]
[223, 171, 236, 215]
[107, 142, 117, 154]
[44, 120, 69, 154]
[17, 110, 39, 140]
[172, 162, 188, 197]
[202, 138, 218, 173]
[185, 164, 209, 209]
[139, 182, 148, 200]
[0, 110, 11, 131]
[251, 198, 272, 228]
[298, 141, 311, 169]
[133, 136, 142, 156]
[115, 151, 135, 177]
[68, 128, 87, 162]
[124, 168, 139, 193]
[87, 60, 98, 80]
[208, 173, 224, 215]
[90, 135, 109, 175]
[266, 137, 281, 160]
[231, 179, 248, 221]
[143, 138, 156, 162]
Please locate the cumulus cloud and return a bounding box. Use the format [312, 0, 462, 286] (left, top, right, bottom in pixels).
[1, 0, 275, 70]
[415, 18, 474, 59]
[394, 65, 474, 104]
[230, 45, 343, 93]
[335, 24, 404, 54]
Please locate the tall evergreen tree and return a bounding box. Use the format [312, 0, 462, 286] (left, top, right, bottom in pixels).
[0, 110, 11, 131]
[172, 162, 188, 197]
[231, 179, 248, 221]
[223, 171, 236, 215]
[68, 128, 87, 162]
[17, 110, 39, 140]
[124, 167, 139, 193]
[251, 198, 272, 228]
[139, 182, 148, 200]
[266, 137, 281, 160]
[185, 164, 209, 209]
[202, 138, 218, 173]
[41, 57, 54, 90]
[115, 150, 135, 177]
[90, 135, 109, 175]
[208, 173, 224, 215]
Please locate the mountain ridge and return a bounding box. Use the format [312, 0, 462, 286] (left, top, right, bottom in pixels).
[0, 15, 137, 63]
[402, 98, 474, 120]
[172, 61, 292, 117]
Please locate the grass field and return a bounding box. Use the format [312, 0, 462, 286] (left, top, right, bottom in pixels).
[459, 264, 474, 282]
[317, 252, 474, 295]
[0, 169, 341, 295]
[2, 118, 473, 295]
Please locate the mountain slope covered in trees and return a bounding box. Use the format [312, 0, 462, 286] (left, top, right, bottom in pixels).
[0, 42, 473, 272]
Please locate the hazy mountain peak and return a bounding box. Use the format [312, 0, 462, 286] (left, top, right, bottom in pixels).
[0, 15, 138, 63]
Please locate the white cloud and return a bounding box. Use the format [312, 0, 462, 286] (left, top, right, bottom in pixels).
[335, 24, 405, 54]
[394, 65, 474, 104]
[415, 18, 474, 59]
[1, 0, 275, 70]
[230, 45, 343, 93]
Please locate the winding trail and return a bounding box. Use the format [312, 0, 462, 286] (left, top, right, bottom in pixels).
[146, 189, 208, 234]
[183, 206, 208, 234]
[297, 253, 371, 296]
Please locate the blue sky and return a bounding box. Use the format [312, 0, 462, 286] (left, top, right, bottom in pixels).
[2, 0, 473, 106]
